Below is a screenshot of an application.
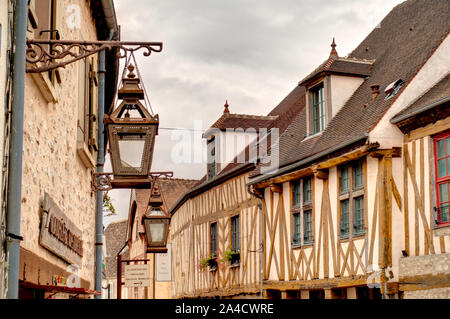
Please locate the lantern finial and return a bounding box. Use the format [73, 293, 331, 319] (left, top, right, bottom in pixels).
[127, 64, 136, 78]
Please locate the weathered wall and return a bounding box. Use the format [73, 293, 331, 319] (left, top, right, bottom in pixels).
[399, 253, 450, 299]
[20, 0, 101, 290]
[0, 0, 11, 299]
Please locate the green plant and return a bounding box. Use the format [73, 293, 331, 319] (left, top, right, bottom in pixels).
[103, 193, 116, 216]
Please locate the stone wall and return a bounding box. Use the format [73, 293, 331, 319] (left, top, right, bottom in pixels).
[399, 253, 450, 299]
[20, 0, 102, 290]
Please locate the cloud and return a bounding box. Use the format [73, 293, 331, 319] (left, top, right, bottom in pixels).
[105, 0, 405, 224]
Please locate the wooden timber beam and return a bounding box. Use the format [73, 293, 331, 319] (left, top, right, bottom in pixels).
[399, 273, 450, 292]
[252, 143, 378, 189]
[312, 166, 329, 180]
[369, 147, 402, 158]
[263, 274, 370, 290]
[270, 183, 283, 193]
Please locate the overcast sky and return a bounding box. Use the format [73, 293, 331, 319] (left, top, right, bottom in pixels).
[104, 0, 405, 226]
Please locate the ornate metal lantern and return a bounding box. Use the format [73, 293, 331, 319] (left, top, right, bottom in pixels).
[142, 177, 170, 253]
[104, 64, 159, 188]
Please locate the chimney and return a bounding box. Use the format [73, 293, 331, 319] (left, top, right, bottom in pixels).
[370, 84, 380, 101]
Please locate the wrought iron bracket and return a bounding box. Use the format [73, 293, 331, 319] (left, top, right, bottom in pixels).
[26, 39, 163, 73]
[91, 171, 173, 192]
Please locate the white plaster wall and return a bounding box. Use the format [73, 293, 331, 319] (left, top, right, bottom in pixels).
[369, 33, 450, 148]
[330, 75, 364, 118]
[218, 130, 258, 172]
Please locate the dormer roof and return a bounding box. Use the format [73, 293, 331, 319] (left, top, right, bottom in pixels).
[299, 45, 374, 87]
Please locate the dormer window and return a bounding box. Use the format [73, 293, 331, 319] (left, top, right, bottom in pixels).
[384, 79, 404, 100]
[312, 84, 325, 134]
[207, 136, 216, 179]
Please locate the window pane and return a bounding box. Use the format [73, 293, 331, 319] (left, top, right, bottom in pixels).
[439, 204, 449, 223]
[293, 213, 301, 245]
[438, 159, 446, 178]
[293, 181, 301, 206]
[232, 216, 240, 252]
[446, 137, 450, 156]
[303, 177, 312, 203]
[304, 210, 313, 243]
[353, 196, 365, 235]
[340, 200, 349, 238]
[211, 223, 217, 255]
[439, 183, 449, 202]
[353, 160, 363, 189]
[340, 166, 349, 192]
[436, 139, 445, 158]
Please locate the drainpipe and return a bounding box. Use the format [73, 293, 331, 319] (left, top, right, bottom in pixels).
[94, 29, 114, 298]
[247, 184, 264, 299]
[5, 0, 28, 299]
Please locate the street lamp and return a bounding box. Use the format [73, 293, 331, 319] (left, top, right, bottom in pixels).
[142, 177, 170, 253]
[104, 64, 159, 188]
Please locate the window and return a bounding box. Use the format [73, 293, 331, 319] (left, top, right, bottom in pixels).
[292, 176, 314, 246]
[77, 57, 98, 167]
[34, 0, 60, 83]
[312, 84, 325, 134]
[434, 131, 450, 226]
[210, 222, 217, 257]
[207, 137, 216, 180]
[231, 215, 240, 253]
[339, 159, 366, 239]
[293, 213, 301, 246]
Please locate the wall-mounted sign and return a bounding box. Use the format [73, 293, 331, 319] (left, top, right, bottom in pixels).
[124, 264, 151, 287]
[156, 243, 172, 282]
[39, 193, 83, 266]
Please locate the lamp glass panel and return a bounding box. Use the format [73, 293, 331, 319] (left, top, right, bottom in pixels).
[149, 222, 165, 243]
[118, 135, 145, 169]
[149, 208, 165, 217]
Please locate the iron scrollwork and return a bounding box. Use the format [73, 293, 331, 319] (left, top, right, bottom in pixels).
[91, 171, 173, 192]
[26, 39, 163, 73]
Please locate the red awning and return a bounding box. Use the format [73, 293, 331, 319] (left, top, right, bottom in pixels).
[19, 281, 101, 297]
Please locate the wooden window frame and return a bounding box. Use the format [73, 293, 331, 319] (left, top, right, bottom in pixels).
[207, 136, 216, 180]
[311, 83, 325, 134]
[338, 158, 366, 240]
[433, 130, 450, 226]
[77, 56, 98, 168]
[231, 215, 240, 253]
[210, 221, 218, 257]
[291, 176, 314, 248]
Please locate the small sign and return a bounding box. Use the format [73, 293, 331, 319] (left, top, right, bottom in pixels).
[39, 193, 83, 266]
[156, 243, 172, 282]
[124, 264, 150, 287]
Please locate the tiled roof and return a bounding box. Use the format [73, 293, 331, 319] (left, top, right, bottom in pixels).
[391, 73, 450, 122]
[299, 55, 374, 86]
[209, 113, 278, 132]
[169, 85, 306, 214]
[103, 219, 129, 279]
[250, 0, 450, 180]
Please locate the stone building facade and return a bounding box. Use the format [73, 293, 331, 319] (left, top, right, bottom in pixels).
[4, 0, 119, 298]
[0, 0, 13, 299]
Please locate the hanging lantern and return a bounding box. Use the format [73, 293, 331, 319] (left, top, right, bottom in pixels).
[142, 177, 170, 253]
[104, 64, 159, 188]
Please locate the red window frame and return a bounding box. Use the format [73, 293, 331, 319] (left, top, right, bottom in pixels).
[433, 130, 450, 226]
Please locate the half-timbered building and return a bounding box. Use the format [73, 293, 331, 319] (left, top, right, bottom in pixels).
[126, 177, 198, 299]
[168, 96, 304, 298]
[248, 0, 449, 299]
